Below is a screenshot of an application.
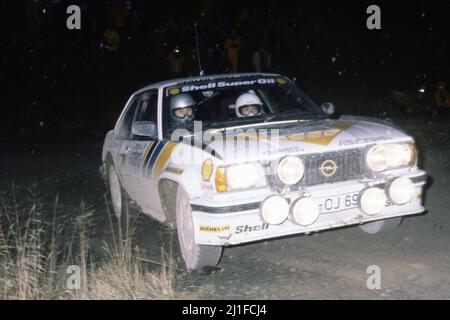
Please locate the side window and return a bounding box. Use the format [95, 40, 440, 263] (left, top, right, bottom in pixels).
[117, 94, 140, 139]
[134, 91, 158, 123]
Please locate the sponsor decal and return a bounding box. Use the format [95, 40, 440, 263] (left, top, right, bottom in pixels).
[235, 223, 269, 234]
[199, 225, 230, 233]
[319, 159, 338, 177]
[168, 88, 181, 96]
[201, 159, 214, 182]
[338, 136, 392, 146]
[175, 78, 276, 94]
[165, 166, 184, 175]
[261, 146, 304, 157]
[127, 144, 146, 169]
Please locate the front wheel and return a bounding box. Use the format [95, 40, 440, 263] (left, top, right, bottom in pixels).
[359, 217, 403, 234]
[176, 186, 222, 271]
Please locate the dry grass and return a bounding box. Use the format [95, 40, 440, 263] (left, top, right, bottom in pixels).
[0, 184, 193, 300]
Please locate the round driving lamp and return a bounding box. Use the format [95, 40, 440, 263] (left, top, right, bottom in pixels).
[290, 197, 320, 226]
[359, 187, 387, 216]
[276, 156, 305, 186]
[260, 195, 290, 225]
[387, 177, 415, 205]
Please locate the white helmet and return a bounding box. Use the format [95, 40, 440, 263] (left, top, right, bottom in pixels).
[170, 93, 196, 125]
[235, 92, 263, 118]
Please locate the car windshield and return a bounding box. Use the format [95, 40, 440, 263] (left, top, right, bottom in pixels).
[162, 75, 323, 138]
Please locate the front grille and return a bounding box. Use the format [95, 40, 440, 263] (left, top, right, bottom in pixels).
[269, 148, 368, 187]
[301, 148, 367, 186]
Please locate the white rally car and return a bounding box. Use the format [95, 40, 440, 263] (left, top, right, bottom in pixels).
[101, 73, 427, 270]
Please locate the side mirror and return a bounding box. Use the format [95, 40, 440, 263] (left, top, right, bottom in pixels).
[132, 121, 157, 138]
[320, 102, 335, 115]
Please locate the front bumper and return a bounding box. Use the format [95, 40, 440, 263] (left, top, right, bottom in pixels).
[190, 170, 427, 246]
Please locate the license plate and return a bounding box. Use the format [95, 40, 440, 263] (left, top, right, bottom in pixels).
[317, 192, 359, 213]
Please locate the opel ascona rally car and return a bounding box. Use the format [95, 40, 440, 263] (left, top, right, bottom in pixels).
[101, 73, 427, 270]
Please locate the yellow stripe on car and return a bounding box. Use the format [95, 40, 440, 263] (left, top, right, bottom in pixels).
[154, 142, 178, 178]
[228, 122, 354, 146]
[280, 122, 354, 146]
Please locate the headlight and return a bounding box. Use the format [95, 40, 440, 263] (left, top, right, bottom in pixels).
[260, 195, 290, 225]
[215, 163, 266, 192]
[366, 143, 416, 172]
[276, 156, 305, 185]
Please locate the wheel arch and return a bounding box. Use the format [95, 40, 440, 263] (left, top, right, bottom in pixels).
[102, 152, 115, 185]
[158, 178, 179, 227]
[157, 169, 204, 226]
[105, 152, 114, 165]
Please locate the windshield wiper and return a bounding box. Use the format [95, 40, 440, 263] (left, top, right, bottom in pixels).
[264, 110, 314, 123]
[203, 117, 266, 131]
[202, 121, 222, 131]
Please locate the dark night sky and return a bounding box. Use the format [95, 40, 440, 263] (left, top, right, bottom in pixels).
[1, 1, 449, 142]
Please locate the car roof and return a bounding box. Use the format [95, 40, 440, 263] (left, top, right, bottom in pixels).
[133, 72, 283, 95]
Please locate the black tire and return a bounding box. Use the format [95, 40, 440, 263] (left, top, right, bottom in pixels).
[359, 217, 403, 234]
[176, 186, 222, 271]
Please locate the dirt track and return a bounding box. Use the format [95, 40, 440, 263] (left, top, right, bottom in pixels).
[1, 118, 449, 299]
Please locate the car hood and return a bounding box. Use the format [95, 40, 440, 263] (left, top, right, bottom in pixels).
[196, 116, 412, 164]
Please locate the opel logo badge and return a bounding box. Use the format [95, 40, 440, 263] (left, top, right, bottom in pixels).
[319, 159, 338, 177]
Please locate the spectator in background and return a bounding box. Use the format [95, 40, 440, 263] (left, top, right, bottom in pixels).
[234, 33, 251, 72]
[271, 40, 283, 73]
[224, 37, 239, 73]
[103, 26, 120, 52]
[167, 46, 185, 79]
[184, 46, 199, 76]
[203, 44, 229, 75]
[434, 82, 450, 108]
[112, 0, 129, 30]
[252, 45, 272, 72]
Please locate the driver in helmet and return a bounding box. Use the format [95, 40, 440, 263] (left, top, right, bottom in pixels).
[169, 93, 196, 131]
[235, 91, 263, 118]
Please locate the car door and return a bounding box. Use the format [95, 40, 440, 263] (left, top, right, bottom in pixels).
[133, 89, 169, 222]
[119, 90, 159, 208]
[112, 93, 141, 199]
